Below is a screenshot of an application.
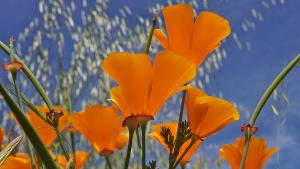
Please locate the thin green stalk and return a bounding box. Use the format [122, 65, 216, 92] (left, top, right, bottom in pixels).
[55, 127, 70, 161]
[171, 87, 187, 166]
[12, 72, 36, 169]
[136, 128, 141, 149]
[105, 156, 113, 169]
[239, 54, 300, 169]
[65, 86, 76, 155]
[70, 131, 75, 154]
[124, 127, 134, 169]
[0, 82, 58, 169]
[16, 93, 50, 124]
[0, 41, 53, 110]
[239, 135, 251, 169]
[180, 164, 186, 169]
[141, 123, 147, 169]
[144, 14, 157, 54]
[172, 137, 197, 169]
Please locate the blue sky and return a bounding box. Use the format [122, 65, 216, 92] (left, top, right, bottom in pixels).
[1, 0, 300, 168]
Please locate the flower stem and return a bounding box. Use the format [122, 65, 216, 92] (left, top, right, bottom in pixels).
[12, 72, 36, 169]
[105, 156, 113, 169]
[141, 122, 147, 169]
[55, 127, 70, 161]
[239, 134, 251, 169]
[144, 14, 157, 54]
[239, 54, 300, 169]
[136, 128, 141, 149]
[0, 82, 58, 169]
[124, 127, 134, 169]
[172, 137, 197, 169]
[0, 41, 54, 110]
[171, 86, 188, 166]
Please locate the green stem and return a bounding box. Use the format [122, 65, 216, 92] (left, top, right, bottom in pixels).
[239, 135, 251, 169]
[141, 123, 147, 169]
[171, 87, 188, 166]
[12, 73, 22, 108]
[124, 127, 134, 169]
[55, 127, 70, 161]
[239, 54, 300, 169]
[180, 164, 186, 169]
[70, 131, 75, 154]
[12, 73, 36, 169]
[18, 93, 51, 125]
[144, 14, 157, 54]
[105, 156, 113, 169]
[0, 41, 53, 110]
[136, 128, 141, 149]
[0, 82, 58, 169]
[172, 137, 197, 169]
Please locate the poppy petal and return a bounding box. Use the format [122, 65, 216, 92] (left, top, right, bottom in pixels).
[148, 50, 196, 116]
[102, 52, 153, 117]
[153, 29, 169, 48]
[191, 12, 231, 65]
[162, 4, 194, 57]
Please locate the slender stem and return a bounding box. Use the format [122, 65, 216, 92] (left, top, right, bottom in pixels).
[177, 88, 187, 125]
[239, 54, 300, 169]
[70, 131, 75, 154]
[171, 87, 188, 166]
[172, 137, 197, 169]
[0, 82, 58, 169]
[136, 128, 141, 149]
[239, 136, 251, 169]
[124, 127, 134, 169]
[12, 72, 37, 169]
[180, 164, 186, 169]
[55, 127, 70, 161]
[105, 156, 113, 169]
[12, 73, 22, 108]
[144, 14, 157, 54]
[18, 93, 51, 125]
[141, 123, 147, 169]
[249, 54, 300, 126]
[0, 41, 54, 110]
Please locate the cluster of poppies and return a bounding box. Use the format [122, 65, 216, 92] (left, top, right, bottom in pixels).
[1, 3, 277, 169]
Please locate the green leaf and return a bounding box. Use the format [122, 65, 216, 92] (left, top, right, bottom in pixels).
[0, 135, 24, 166]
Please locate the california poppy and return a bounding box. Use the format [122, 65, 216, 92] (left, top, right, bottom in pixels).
[186, 87, 239, 140]
[154, 4, 231, 66]
[103, 50, 196, 127]
[69, 104, 128, 156]
[57, 151, 89, 169]
[219, 137, 278, 169]
[27, 105, 69, 147]
[0, 153, 31, 169]
[149, 122, 201, 164]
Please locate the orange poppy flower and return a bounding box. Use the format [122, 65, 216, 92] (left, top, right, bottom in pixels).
[69, 104, 128, 155]
[57, 151, 89, 169]
[0, 128, 4, 145]
[149, 122, 201, 164]
[154, 4, 231, 66]
[103, 50, 196, 127]
[186, 87, 239, 139]
[0, 153, 31, 169]
[219, 137, 278, 169]
[27, 105, 69, 147]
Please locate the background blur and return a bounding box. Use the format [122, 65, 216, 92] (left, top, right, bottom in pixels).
[0, 0, 300, 168]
